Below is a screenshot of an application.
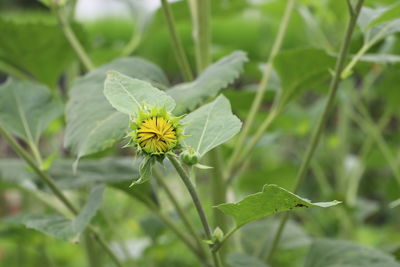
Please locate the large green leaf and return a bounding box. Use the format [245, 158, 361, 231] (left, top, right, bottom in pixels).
[274, 48, 335, 105]
[216, 184, 340, 227]
[0, 15, 81, 87]
[304, 239, 400, 267]
[5, 185, 104, 242]
[104, 71, 176, 116]
[64, 57, 169, 160]
[181, 95, 242, 157]
[0, 78, 63, 143]
[167, 51, 248, 114]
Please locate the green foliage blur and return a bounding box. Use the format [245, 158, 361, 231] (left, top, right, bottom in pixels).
[1, 0, 400, 266]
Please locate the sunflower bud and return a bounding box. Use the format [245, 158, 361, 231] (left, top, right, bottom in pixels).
[128, 106, 183, 156]
[180, 147, 200, 165]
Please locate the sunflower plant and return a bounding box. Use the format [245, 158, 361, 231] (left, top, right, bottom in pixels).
[5, 0, 397, 266]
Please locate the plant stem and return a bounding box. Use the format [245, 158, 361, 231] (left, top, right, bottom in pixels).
[226, 0, 295, 175]
[209, 149, 227, 231]
[168, 155, 221, 267]
[264, 0, 364, 263]
[53, 5, 95, 72]
[191, 0, 211, 72]
[160, 0, 194, 81]
[153, 168, 208, 256]
[0, 126, 124, 267]
[209, 148, 228, 258]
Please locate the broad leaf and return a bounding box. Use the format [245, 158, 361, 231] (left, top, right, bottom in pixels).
[104, 71, 175, 116]
[304, 239, 400, 267]
[181, 95, 242, 157]
[274, 48, 335, 105]
[216, 184, 340, 227]
[0, 15, 81, 87]
[168, 51, 248, 114]
[0, 78, 63, 143]
[64, 57, 169, 160]
[6, 185, 104, 242]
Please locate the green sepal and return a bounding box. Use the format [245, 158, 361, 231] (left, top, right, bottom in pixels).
[130, 156, 155, 187]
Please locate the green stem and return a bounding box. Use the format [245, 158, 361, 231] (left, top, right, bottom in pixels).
[168, 155, 221, 267]
[53, 5, 95, 72]
[153, 168, 208, 257]
[264, 0, 364, 263]
[226, 0, 295, 174]
[191, 0, 211, 72]
[209, 148, 228, 258]
[160, 0, 194, 81]
[0, 126, 124, 267]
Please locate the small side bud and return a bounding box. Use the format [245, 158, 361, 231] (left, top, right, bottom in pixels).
[180, 147, 200, 165]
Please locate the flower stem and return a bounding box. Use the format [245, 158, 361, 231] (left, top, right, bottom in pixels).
[168, 155, 221, 267]
[226, 0, 295, 175]
[160, 0, 193, 81]
[264, 0, 365, 263]
[0, 125, 124, 267]
[153, 168, 208, 257]
[52, 4, 95, 72]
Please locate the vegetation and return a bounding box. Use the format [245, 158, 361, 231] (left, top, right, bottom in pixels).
[0, 0, 400, 266]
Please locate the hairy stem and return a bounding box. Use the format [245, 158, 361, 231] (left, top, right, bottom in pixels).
[168, 155, 221, 267]
[264, 0, 365, 263]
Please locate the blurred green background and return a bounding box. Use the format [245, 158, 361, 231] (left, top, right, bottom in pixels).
[0, 0, 400, 266]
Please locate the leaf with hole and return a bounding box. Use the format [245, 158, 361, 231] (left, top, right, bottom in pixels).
[216, 184, 340, 227]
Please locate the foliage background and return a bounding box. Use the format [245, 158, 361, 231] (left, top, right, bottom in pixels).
[0, 0, 400, 266]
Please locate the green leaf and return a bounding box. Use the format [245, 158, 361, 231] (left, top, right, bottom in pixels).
[304, 239, 400, 267]
[168, 51, 248, 114]
[274, 48, 335, 105]
[226, 252, 269, 267]
[104, 71, 176, 116]
[0, 78, 63, 143]
[6, 185, 104, 242]
[0, 15, 81, 87]
[64, 57, 169, 160]
[216, 184, 340, 227]
[181, 95, 242, 157]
